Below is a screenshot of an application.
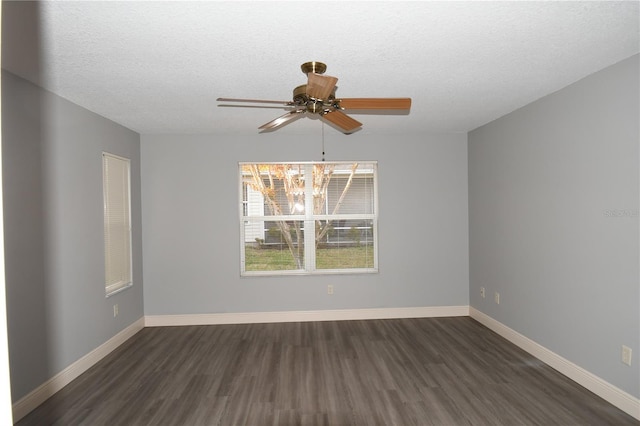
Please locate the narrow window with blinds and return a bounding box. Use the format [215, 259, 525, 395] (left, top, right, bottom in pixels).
[240, 162, 378, 276]
[103, 152, 133, 296]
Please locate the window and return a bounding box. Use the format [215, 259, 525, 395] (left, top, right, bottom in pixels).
[103, 152, 132, 296]
[240, 162, 378, 275]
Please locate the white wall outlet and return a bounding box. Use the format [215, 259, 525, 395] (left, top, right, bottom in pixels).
[622, 345, 632, 366]
[480, 287, 485, 298]
[327, 285, 334, 295]
[494, 292, 500, 304]
[113, 304, 119, 317]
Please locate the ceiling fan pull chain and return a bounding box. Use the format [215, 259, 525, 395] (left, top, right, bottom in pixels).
[321, 123, 325, 162]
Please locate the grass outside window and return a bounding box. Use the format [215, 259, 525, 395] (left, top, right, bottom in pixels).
[244, 245, 374, 271]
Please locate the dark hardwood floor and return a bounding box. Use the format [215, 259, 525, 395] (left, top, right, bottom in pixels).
[16, 317, 639, 426]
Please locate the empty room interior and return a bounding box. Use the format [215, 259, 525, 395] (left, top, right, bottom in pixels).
[1, 1, 639, 425]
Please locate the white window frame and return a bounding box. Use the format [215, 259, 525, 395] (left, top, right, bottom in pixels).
[103, 152, 133, 296]
[239, 161, 378, 276]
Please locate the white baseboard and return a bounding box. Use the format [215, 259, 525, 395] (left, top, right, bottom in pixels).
[12, 317, 145, 422]
[144, 305, 470, 327]
[469, 307, 640, 421]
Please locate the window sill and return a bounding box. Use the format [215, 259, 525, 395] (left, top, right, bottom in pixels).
[106, 282, 133, 298]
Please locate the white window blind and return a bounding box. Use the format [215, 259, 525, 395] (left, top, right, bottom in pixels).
[239, 162, 378, 276]
[103, 152, 132, 296]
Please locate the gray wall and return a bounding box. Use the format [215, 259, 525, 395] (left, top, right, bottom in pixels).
[2, 71, 144, 401]
[468, 55, 639, 397]
[141, 131, 469, 315]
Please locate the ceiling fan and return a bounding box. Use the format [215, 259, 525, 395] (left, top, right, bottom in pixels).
[217, 61, 411, 134]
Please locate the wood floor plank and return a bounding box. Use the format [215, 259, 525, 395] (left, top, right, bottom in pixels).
[15, 317, 639, 426]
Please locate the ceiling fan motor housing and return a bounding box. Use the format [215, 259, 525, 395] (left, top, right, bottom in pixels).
[293, 83, 336, 114]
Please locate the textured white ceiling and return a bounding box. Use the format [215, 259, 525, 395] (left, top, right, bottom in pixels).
[2, 1, 639, 135]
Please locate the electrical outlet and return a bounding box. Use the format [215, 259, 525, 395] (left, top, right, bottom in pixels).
[480, 287, 485, 298]
[113, 304, 119, 317]
[494, 292, 500, 304]
[622, 345, 632, 366]
[327, 285, 334, 295]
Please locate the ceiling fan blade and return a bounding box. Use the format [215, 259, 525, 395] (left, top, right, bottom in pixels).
[322, 110, 362, 133]
[338, 98, 412, 110]
[219, 104, 299, 110]
[217, 97, 293, 106]
[258, 110, 304, 131]
[306, 73, 338, 100]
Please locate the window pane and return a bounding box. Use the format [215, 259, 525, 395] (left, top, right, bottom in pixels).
[241, 164, 306, 216]
[316, 219, 375, 269]
[244, 220, 305, 271]
[320, 162, 375, 215]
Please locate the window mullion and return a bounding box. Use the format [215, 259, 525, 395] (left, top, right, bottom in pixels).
[304, 164, 315, 272]
[313, 214, 376, 221]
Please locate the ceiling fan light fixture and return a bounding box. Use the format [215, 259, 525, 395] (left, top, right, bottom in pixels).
[306, 102, 322, 114]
